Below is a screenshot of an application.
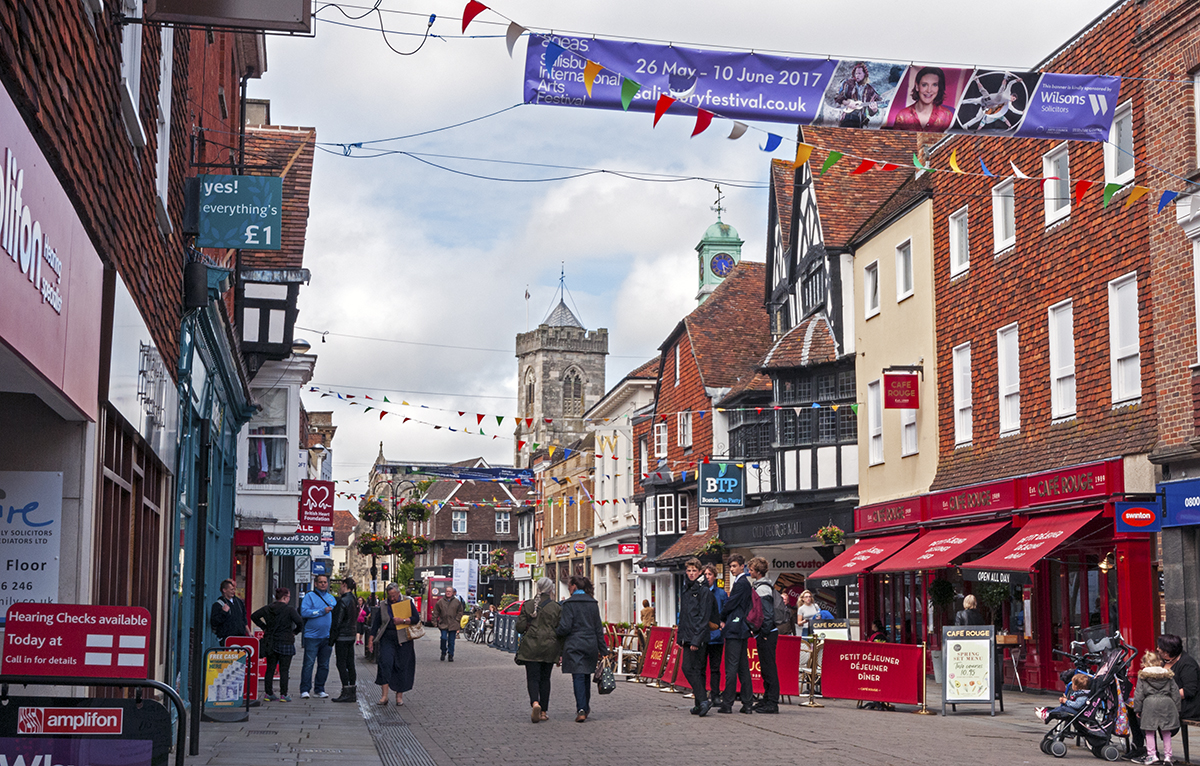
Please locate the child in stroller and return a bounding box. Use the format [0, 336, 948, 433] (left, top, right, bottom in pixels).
[1037, 674, 1091, 722]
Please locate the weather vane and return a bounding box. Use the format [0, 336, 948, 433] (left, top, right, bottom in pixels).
[711, 184, 725, 222]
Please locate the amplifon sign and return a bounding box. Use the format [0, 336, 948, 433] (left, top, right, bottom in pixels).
[17, 707, 123, 735]
[883, 373, 920, 409]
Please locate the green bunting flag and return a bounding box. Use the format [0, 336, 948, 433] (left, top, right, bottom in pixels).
[496, 416, 504, 426]
[851, 404, 859, 415]
[820, 151, 843, 176]
[1103, 183, 1122, 207]
[620, 78, 641, 111]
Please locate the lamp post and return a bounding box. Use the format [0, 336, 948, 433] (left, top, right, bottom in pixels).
[370, 477, 420, 589]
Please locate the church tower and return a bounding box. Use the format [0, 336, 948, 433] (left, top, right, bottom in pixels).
[514, 290, 608, 468]
[696, 187, 743, 304]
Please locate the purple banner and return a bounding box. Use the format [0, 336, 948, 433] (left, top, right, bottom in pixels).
[523, 35, 1121, 142]
[0, 738, 153, 766]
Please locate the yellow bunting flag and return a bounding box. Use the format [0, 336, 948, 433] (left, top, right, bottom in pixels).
[949, 150, 963, 174]
[584, 61, 603, 97]
[793, 142, 813, 168]
[1124, 186, 1151, 209]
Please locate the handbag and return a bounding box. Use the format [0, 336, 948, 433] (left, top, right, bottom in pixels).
[595, 655, 616, 695]
[406, 621, 426, 641]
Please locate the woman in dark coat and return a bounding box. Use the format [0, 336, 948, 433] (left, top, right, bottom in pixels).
[1159, 634, 1200, 720]
[516, 577, 562, 723]
[955, 594, 988, 626]
[555, 575, 608, 722]
[251, 587, 304, 700]
[370, 584, 418, 706]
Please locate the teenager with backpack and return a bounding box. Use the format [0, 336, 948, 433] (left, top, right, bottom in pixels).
[748, 557, 780, 713]
[718, 554, 754, 714]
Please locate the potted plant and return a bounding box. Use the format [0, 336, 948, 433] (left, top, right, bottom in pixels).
[813, 523, 846, 560]
[491, 547, 509, 565]
[399, 502, 429, 524]
[388, 534, 429, 562]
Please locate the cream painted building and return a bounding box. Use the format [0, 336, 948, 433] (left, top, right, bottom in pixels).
[853, 195, 939, 505]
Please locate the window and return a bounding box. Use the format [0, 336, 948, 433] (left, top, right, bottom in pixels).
[656, 494, 675, 535]
[992, 180, 1015, 253]
[639, 437, 648, 475]
[523, 368, 535, 417]
[654, 423, 668, 457]
[839, 408, 857, 442]
[839, 372, 855, 398]
[699, 503, 710, 532]
[802, 262, 826, 316]
[900, 408, 917, 456]
[495, 511, 510, 534]
[678, 494, 689, 531]
[1105, 100, 1135, 186]
[153, 27, 174, 233]
[1049, 300, 1076, 418]
[1108, 273, 1141, 402]
[953, 342, 973, 444]
[677, 412, 693, 448]
[246, 388, 288, 486]
[867, 380, 883, 465]
[468, 542, 490, 566]
[674, 344, 681, 387]
[452, 510, 467, 534]
[1043, 143, 1071, 225]
[895, 241, 913, 300]
[563, 372, 583, 418]
[818, 409, 838, 443]
[119, 0, 147, 147]
[819, 375, 837, 401]
[998, 323, 1021, 434]
[949, 206, 970, 276]
[864, 261, 880, 318]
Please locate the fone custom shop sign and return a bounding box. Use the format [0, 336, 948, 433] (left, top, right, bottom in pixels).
[883, 373, 920, 409]
[299, 479, 334, 526]
[195, 175, 282, 250]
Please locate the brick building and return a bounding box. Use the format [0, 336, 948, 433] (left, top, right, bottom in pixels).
[539, 434, 596, 599]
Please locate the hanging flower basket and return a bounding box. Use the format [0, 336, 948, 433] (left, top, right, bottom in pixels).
[491, 547, 509, 565]
[480, 563, 513, 579]
[399, 502, 430, 524]
[389, 534, 430, 562]
[356, 533, 388, 556]
[359, 500, 388, 525]
[814, 523, 845, 546]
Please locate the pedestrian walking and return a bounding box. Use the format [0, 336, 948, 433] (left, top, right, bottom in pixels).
[1130, 650, 1182, 765]
[640, 599, 656, 627]
[718, 554, 754, 714]
[371, 584, 418, 706]
[556, 575, 608, 723]
[210, 579, 250, 642]
[251, 587, 304, 701]
[356, 596, 367, 645]
[516, 577, 562, 723]
[955, 594, 988, 626]
[676, 558, 715, 716]
[365, 594, 379, 660]
[749, 557, 780, 714]
[298, 574, 337, 699]
[703, 564, 726, 695]
[329, 577, 359, 703]
[434, 586, 464, 662]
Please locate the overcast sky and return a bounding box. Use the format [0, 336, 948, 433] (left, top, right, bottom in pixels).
[253, 0, 1119, 509]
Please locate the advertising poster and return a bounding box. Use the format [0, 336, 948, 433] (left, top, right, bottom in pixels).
[942, 626, 995, 712]
[0, 696, 170, 766]
[820, 639, 924, 705]
[524, 35, 1121, 141]
[203, 649, 248, 708]
[2, 604, 151, 679]
[0, 472, 63, 625]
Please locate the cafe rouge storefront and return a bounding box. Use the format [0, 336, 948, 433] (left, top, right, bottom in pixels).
[806, 459, 1155, 691]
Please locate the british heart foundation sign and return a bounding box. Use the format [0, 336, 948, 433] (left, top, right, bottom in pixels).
[2, 604, 151, 679]
[299, 479, 334, 526]
[884, 373, 920, 409]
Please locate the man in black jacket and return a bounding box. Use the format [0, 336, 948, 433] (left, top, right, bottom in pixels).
[749, 557, 780, 713]
[329, 577, 359, 702]
[718, 554, 754, 714]
[210, 579, 249, 642]
[677, 558, 716, 716]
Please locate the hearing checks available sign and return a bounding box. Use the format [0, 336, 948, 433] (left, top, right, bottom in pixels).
[1, 604, 152, 679]
[524, 35, 1121, 141]
[820, 639, 923, 705]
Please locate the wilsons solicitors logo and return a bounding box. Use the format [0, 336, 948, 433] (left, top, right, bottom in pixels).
[16, 708, 122, 735]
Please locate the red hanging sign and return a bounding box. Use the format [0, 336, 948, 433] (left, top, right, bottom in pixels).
[883, 373, 920, 409]
[299, 479, 335, 526]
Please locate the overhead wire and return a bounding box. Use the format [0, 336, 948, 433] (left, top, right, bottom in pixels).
[294, 325, 659, 360]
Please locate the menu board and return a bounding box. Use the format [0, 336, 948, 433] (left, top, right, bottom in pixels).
[941, 625, 995, 715]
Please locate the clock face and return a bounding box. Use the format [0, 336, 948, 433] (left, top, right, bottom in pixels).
[711, 253, 735, 277]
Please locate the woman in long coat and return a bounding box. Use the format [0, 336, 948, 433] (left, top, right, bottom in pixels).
[370, 584, 417, 705]
[516, 577, 561, 723]
[555, 575, 608, 723]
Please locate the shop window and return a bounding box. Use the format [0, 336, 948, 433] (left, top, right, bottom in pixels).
[900, 409, 917, 456]
[1049, 299, 1076, 418]
[247, 388, 288, 486]
[495, 511, 510, 534]
[896, 240, 913, 301]
[654, 423, 668, 457]
[639, 437, 648, 475]
[153, 27, 174, 233]
[838, 408, 857, 442]
[998, 323, 1020, 434]
[699, 504, 709, 532]
[818, 408, 837, 443]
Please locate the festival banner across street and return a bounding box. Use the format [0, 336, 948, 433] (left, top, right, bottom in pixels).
[524, 34, 1121, 141]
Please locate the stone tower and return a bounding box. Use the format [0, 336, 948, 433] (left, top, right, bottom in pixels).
[696, 195, 743, 304]
[514, 300, 608, 468]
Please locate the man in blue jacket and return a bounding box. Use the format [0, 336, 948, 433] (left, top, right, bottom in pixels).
[299, 574, 337, 699]
[718, 554, 754, 714]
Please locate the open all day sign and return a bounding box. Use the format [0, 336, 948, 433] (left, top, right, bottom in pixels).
[197, 175, 282, 250]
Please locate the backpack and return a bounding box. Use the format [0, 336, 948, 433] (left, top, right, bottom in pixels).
[746, 584, 764, 631]
[752, 582, 777, 633]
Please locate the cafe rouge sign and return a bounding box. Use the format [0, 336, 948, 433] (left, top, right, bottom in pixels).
[883, 373, 920, 409]
[855, 460, 1119, 531]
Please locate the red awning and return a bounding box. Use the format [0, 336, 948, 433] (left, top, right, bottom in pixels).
[872, 521, 1010, 573]
[960, 510, 1102, 577]
[805, 533, 917, 587]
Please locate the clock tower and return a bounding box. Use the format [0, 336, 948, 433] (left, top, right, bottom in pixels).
[695, 193, 743, 304]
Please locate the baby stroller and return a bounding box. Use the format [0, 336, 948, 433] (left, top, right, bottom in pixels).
[1040, 630, 1135, 760]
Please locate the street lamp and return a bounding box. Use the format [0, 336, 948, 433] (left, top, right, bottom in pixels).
[369, 477, 420, 588]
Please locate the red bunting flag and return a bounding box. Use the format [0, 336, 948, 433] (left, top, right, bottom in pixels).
[653, 94, 675, 127]
[461, 0, 487, 33]
[476, 414, 485, 424]
[1074, 179, 1095, 206]
[379, 412, 387, 420]
[517, 440, 526, 451]
[850, 160, 876, 175]
[880, 163, 900, 171]
[525, 418, 533, 428]
[692, 109, 713, 137]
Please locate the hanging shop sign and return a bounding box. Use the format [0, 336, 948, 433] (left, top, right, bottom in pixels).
[1115, 501, 1163, 533]
[0, 472, 62, 625]
[820, 639, 925, 706]
[617, 543, 641, 556]
[145, 0, 311, 32]
[1161, 478, 1200, 527]
[573, 540, 587, 554]
[524, 35, 1121, 141]
[298, 479, 334, 526]
[194, 175, 283, 250]
[883, 373, 920, 409]
[942, 625, 996, 715]
[0, 696, 172, 766]
[698, 463, 745, 507]
[2, 604, 151, 679]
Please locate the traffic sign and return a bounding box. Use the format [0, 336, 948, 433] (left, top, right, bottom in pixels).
[2, 604, 152, 679]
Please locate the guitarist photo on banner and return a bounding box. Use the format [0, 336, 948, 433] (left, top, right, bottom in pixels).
[823, 60, 897, 128]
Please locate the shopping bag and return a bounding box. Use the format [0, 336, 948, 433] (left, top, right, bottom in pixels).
[596, 656, 617, 695]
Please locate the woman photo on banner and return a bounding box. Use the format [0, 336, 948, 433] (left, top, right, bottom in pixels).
[885, 66, 968, 133]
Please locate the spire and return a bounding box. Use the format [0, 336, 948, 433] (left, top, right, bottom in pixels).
[542, 264, 585, 328]
[376, 441, 385, 466]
